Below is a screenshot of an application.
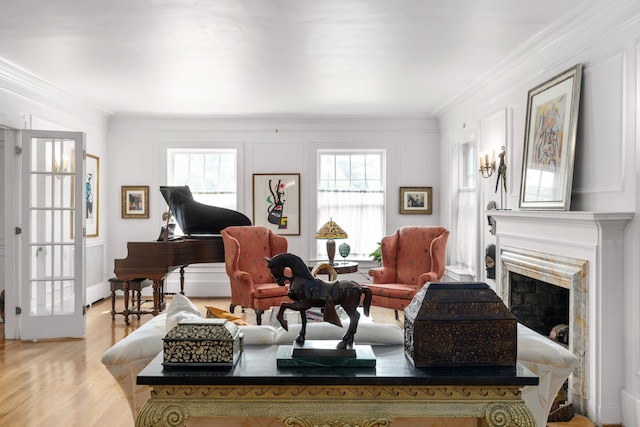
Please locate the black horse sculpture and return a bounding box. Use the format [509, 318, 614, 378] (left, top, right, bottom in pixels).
[266, 253, 372, 349]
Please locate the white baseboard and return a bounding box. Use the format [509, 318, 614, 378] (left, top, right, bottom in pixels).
[622, 389, 640, 427]
[86, 281, 110, 305]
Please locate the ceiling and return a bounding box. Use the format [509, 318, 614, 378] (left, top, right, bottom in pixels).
[0, 0, 583, 116]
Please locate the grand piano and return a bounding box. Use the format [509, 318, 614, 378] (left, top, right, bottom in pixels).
[114, 186, 251, 314]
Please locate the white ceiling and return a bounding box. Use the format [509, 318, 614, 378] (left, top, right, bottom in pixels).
[0, 0, 583, 115]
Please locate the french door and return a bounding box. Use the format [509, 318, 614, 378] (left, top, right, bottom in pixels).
[19, 130, 86, 339]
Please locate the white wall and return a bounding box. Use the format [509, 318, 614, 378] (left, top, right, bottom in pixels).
[0, 59, 110, 337]
[107, 115, 440, 295]
[0, 133, 4, 301]
[438, 1, 639, 425]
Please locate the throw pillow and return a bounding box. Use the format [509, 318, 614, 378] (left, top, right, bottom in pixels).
[205, 306, 251, 326]
[165, 293, 202, 330]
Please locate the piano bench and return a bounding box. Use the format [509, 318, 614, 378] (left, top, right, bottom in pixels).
[109, 278, 153, 325]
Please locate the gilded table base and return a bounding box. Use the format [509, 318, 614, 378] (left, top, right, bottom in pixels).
[136, 384, 536, 427]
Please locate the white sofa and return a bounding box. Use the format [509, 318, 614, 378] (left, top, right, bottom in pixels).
[102, 294, 577, 427]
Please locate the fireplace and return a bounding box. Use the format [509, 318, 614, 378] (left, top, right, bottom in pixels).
[501, 247, 587, 413]
[509, 272, 570, 339]
[489, 210, 632, 425]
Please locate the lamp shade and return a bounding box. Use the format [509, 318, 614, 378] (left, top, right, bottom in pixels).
[315, 219, 348, 266]
[314, 220, 348, 240]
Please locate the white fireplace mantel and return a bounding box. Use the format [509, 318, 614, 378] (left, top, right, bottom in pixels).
[488, 210, 633, 425]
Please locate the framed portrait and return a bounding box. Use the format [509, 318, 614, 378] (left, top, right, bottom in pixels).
[252, 173, 300, 235]
[121, 186, 149, 219]
[85, 154, 99, 237]
[519, 64, 583, 210]
[400, 187, 432, 214]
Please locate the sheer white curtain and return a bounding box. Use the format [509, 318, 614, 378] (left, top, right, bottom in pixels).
[316, 189, 384, 259]
[455, 188, 477, 271]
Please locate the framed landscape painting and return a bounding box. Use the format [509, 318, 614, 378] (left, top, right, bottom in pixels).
[400, 187, 433, 214]
[519, 64, 582, 210]
[252, 173, 300, 235]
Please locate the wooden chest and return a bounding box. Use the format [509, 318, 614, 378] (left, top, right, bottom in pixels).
[404, 282, 517, 368]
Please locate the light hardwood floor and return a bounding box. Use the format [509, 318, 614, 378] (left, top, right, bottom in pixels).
[0, 296, 403, 427]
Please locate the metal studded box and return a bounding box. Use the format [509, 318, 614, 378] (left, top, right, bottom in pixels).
[404, 282, 517, 368]
[163, 318, 243, 368]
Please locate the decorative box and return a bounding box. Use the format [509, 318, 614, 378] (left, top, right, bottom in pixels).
[163, 318, 243, 368]
[404, 282, 517, 368]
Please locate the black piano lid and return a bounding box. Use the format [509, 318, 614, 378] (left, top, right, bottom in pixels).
[159, 185, 251, 236]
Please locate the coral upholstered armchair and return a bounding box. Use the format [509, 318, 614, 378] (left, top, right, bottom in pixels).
[367, 226, 450, 318]
[221, 226, 290, 325]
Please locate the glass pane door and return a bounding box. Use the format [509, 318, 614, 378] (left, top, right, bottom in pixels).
[20, 130, 85, 339]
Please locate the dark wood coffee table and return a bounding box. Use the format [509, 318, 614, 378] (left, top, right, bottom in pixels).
[136, 345, 538, 427]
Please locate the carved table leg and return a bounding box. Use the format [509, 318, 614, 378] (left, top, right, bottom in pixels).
[137, 400, 189, 427]
[483, 402, 536, 427]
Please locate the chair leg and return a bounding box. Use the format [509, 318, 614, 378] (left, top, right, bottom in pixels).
[395, 310, 399, 320]
[255, 310, 264, 326]
[229, 304, 236, 313]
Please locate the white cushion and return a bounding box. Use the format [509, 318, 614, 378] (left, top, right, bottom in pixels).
[238, 326, 278, 345]
[274, 322, 404, 345]
[517, 323, 578, 427]
[165, 293, 202, 330]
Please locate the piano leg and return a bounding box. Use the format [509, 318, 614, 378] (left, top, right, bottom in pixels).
[123, 281, 131, 325]
[152, 280, 161, 316]
[179, 266, 186, 295]
[150, 279, 167, 316]
[160, 279, 166, 311]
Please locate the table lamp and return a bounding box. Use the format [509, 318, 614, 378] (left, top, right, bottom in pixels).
[314, 219, 348, 266]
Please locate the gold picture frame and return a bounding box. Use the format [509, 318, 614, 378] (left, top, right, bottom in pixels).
[121, 186, 149, 219]
[400, 187, 432, 214]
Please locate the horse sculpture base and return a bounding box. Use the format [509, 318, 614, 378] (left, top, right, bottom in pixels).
[277, 344, 376, 368]
[291, 340, 356, 358]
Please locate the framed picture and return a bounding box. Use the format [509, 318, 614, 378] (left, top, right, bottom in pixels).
[121, 186, 149, 219]
[400, 187, 432, 214]
[519, 64, 583, 210]
[85, 154, 99, 237]
[252, 173, 300, 235]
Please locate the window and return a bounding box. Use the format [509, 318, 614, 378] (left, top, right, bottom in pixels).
[167, 148, 237, 210]
[455, 142, 477, 271]
[317, 150, 385, 260]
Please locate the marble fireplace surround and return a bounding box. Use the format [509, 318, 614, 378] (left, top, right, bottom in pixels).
[489, 210, 632, 425]
[501, 246, 587, 413]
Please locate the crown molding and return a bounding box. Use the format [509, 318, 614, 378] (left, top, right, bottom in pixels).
[0, 57, 112, 120]
[436, 0, 640, 116]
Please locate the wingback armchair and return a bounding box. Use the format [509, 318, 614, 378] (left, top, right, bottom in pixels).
[367, 226, 450, 318]
[221, 226, 290, 325]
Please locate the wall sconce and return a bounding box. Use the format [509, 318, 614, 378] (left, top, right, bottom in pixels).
[478, 150, 496, 178]
[54, 157, 68, 179]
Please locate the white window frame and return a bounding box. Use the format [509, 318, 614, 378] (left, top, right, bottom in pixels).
[167, 148, 238, 210]
[316, 149, 386, 260]
[455, 141, 478, 272]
